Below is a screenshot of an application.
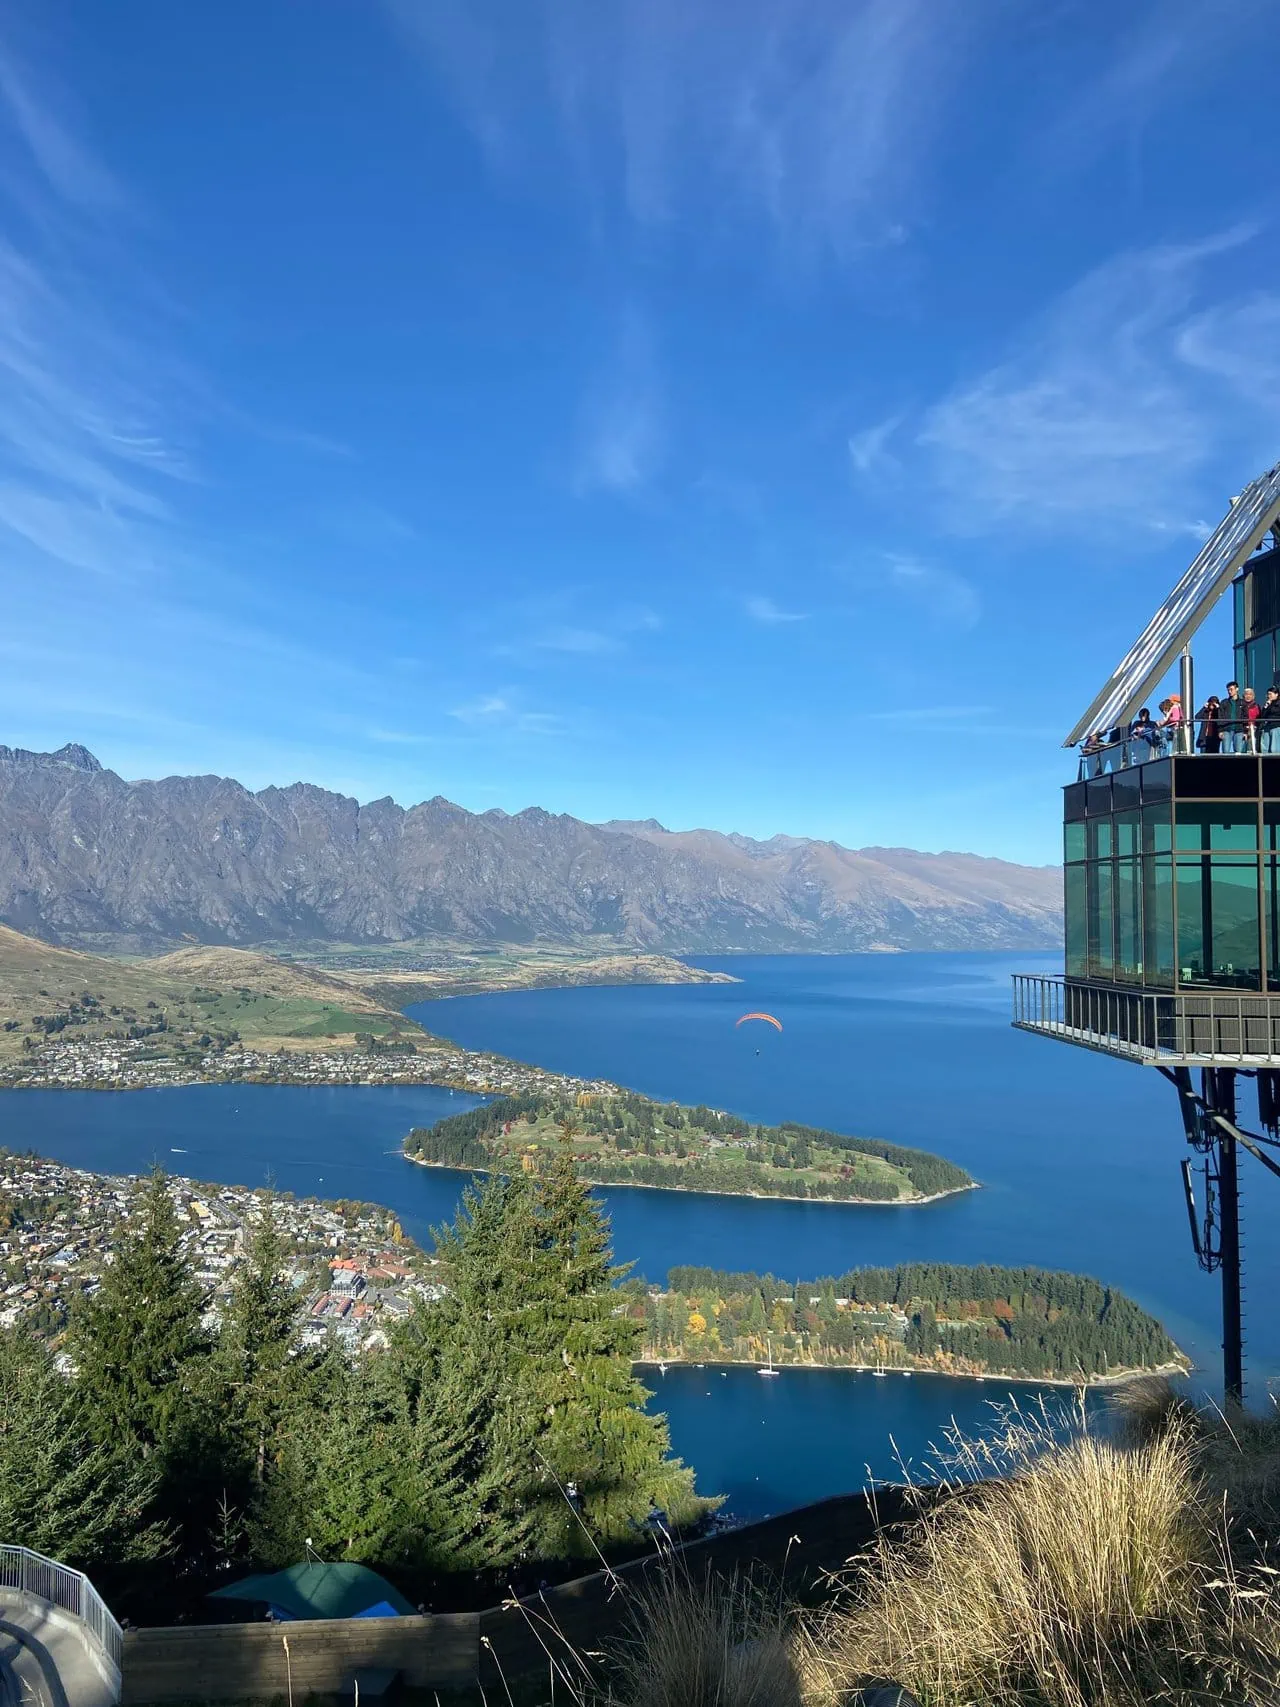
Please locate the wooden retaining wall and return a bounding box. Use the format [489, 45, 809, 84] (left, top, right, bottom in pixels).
[121, 1485, 919, 1702]
[120, 1612, 476, 1702]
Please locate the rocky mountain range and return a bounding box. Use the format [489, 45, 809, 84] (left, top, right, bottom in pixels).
[0, 745, 1062, 953]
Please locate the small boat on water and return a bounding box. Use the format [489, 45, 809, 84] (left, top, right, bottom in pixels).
[758, 1335, 780, 1377]
[873, 1352, 887, 1379]
[657, 1362, 667, 1375]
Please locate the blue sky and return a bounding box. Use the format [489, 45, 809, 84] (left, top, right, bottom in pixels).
[1, 0, 1277, 865]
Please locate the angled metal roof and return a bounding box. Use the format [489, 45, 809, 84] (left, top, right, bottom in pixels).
[1064, 459, 1280, 747]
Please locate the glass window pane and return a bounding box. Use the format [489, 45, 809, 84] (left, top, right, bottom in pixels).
[1115, 859, 1142, 982]
[1266, 858, 1280, 993]
[1140, 760, 1171, 803]
[1086, 776, 1112, 815]
[1263, 801, 1280, 854]
[1143, 807, 1172, 854]
[1174, 755, 1259, 797]
[1248, 634, 1275, 695]
[1176, 858, 1261, 989]
[1088, 820, 1113, 860]
[1113, 810, 1141, 856]
[1143, 855, 1174, 985]
[1111, 767, 1141, 810]
[1173, 802, 1260, 852]
[1064, 782, 1087, 822]
[1064, 823, 1086, 863]
[1235, 577, 1245, 646]
[1065, 865, 1087, 978]
[1088, 859, 1114, 979]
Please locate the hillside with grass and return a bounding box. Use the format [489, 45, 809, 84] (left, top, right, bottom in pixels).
[0, 925, 426, 1062]
[406, 1091, 974, 1203]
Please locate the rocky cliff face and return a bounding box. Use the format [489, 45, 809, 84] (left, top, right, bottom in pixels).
[0, 747, 1062, 952]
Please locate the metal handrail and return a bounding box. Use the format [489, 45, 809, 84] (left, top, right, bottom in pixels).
[1072, 723, 1275, 778]
[0, 1543, 123, 1682]
[1012, 973, 1280, 1065]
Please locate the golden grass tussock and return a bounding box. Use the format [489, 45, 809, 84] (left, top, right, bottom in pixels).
[797, 1392, 1280, 1707]
[607, 1565, 806, 1707]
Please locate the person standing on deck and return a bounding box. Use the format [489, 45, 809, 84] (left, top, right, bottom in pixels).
[1261, 687, 1280, 753]
[1195, 695, 1222, 753]
[1222, 681, 1246, 752]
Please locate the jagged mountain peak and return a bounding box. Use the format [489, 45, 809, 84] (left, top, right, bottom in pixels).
[0, 742, 102, 773]
[0, 742, 1063, 954]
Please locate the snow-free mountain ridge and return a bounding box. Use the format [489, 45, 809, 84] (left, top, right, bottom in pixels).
[0, 746, 1062, 953]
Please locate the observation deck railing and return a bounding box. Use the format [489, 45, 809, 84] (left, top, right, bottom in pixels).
[1076, 721, 1280, 779]
[1012, 974, 1280, 1066]
[0, 1544, 123, 1692]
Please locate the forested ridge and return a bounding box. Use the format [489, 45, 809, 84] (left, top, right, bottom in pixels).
[638, 1263, 1184, 1382]
[0, 1164, 711, 1620]
[407, 1091, 973, 1202]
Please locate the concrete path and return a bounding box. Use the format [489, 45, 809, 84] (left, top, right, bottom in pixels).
[0, 1607, 114, 1707]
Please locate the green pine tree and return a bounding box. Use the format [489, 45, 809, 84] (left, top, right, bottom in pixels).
[0, 1330, 166, 1566]
[252, 1349, 416, 1565]
[69, 1168, 212, 1457]
[68, 1168, 245, 1569]
[221, 1193, 302, 1486]
[528, 1152, 713, 1555]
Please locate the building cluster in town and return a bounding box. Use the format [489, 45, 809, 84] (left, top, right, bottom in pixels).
[0, 1033, 620, 1101]
[0, 1153, 437, 1353]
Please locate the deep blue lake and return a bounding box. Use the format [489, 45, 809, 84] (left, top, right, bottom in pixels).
[2, 950, 1275, 1523]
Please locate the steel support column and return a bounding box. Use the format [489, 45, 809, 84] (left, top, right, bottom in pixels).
[1203, 1069, 1244, 1405]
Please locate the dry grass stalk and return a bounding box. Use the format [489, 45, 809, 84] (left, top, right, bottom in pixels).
[606, 1561, 805, 1707]
[799, 1394, 1280, 1707]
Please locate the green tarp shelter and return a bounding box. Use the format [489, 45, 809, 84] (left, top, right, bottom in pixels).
[208, 1562, 415, 1622]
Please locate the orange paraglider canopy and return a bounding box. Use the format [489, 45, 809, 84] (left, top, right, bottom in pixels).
[735, 1011, 783, 1032]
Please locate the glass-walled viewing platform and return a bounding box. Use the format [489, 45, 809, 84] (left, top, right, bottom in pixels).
[1063, 755, 1280, 993]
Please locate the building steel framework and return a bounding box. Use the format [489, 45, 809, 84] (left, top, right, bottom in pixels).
[1021, 462, 1280, 1403]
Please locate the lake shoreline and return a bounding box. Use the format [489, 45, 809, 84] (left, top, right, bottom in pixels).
[403, 1150, 979, 1209]
[634, 1357, 1191, 1390]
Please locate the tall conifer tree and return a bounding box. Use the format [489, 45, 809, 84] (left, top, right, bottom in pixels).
[0, 1331, 165, 1566]
[222, 1193, 301, 1485]
[70, 1168, 211, 1456]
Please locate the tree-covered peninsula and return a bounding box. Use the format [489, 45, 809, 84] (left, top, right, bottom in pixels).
[636, 1264, 1186, 1383]
[405, 1090, 973, 1203]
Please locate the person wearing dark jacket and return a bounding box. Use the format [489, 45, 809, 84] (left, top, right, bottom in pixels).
[1127, 709, 1159, 763]
[1261, 687, 1280, 754]
[1196, 696, 1222, 753]
[1221, 681, 1246, 751]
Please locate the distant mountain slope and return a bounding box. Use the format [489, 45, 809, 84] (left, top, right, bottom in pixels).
[0, 924, 416, 1059]
[0, 745, 1062, 953]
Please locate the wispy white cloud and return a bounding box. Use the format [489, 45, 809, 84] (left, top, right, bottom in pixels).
[746, 595, 807, 624]
[848, 412, 903, 477]
[491, 597, 664, 661]
[383, 0, 985, 268]
[365, 727, 439, 746]
[914, 227, 1280, 533]
[0, 47, 196, 585]
[0, 41, 124, 213]
[531, 626, 620, 655]
[886, 555, 980, 630]
[1038, 0, 1273, 176]
[865, 704, 993, 723]
[573, 307, 663, 497]
[448, 694, 564, 735]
